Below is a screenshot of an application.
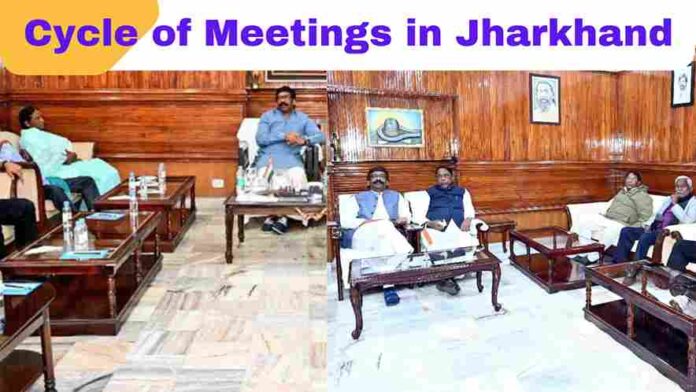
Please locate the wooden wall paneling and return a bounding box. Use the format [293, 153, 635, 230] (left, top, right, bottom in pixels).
[617, 67, 696, 163]
[5, 71, 248, 90]
[328, 71, 617, 162]
[0, 62, 8, 130]
[246, 87, 328, 125]
[7, 88, 245, 197]
[614, 163, 696, 196]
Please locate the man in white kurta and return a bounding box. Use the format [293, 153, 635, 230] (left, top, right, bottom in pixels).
[340, 167, 412, 256]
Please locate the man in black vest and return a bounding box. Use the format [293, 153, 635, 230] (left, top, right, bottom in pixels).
[424, 166, 477, 295]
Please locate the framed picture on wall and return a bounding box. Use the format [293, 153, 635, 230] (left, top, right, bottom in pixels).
[671, 63, 694, 108]
[265, 71, 327, 83]
[365, 107, 424, 148]
[529, 74, 561, 125]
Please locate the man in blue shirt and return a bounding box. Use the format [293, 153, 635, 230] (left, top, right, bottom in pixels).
[0, 161, 38, 258]
[255, 86, 325, 234]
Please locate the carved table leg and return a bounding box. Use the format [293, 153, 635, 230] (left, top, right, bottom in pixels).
[40, 309, 56, 392]
[237, 214, 245, 244]
[134, 246, 143, 284]
[491, 264, 502, 311]
[502, 229, 509, 253]
[547, 257, 554, 286]
[627, 302, 636, 339]
[689, 336, 696, 382]
[225, 206, 234, 264]
[585, 275, 592, 310]
[476, 271, 483, 292]
[108, 276, 117, 319]
[350, 286, 363, 339]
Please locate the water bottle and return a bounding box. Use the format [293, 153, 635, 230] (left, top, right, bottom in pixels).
[139, 176, 148, 200]
[236, 166, 245, 194]
[128, 171, 138, 215]
[158, 163, 167, 194]
[62, 201, 73, 250]
[74, 218, 89, 251]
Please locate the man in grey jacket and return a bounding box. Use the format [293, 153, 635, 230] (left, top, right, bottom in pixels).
[614, 175, 696, 263]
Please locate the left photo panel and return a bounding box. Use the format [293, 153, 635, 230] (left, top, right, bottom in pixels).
[0, 66, 329, 391]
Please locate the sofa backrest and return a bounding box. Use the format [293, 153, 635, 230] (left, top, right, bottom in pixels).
[0, 131, 20, 149]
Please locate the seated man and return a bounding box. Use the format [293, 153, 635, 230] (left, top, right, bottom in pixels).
[422, 166, 477, 250]
[614, 175, 696, 263]
[18, 106, 120, 195]
[421, 166, 478, 295]
[1, 139, 99, 212]
[666, 239, 696, 272]
[340, 166, 412, 255]
[255, 86, 326, 234]
[0, 176, 38, 257]
[573, 171, 652, 264]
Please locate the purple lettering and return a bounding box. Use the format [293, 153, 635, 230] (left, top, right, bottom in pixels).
[25, 19, 51, 46]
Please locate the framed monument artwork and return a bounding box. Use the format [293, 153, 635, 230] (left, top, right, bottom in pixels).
[529, 74, 561, 125]
[365, 107, 424, 148]
[265, 71, 327, 83]
[671, 63, 694, 108]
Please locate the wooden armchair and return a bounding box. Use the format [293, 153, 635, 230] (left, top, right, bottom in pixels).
[0, 166, 15, 249]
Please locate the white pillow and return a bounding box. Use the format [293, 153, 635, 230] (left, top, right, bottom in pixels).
[404, 191, 430, 224]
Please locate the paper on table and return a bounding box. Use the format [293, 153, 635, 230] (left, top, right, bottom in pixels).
[235, 193, 278, 203]
[24, 245, 63, 255]
[108, 195, 131, 200]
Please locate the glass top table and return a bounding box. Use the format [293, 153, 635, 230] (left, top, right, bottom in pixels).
[510, 226, 605, 293]
[347, 246, 503, 339]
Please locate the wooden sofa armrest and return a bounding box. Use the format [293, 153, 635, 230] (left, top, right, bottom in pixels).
[13, 162, 48, 228]
[476, 221, 490, 251]
[72, 142, 94, 160]
[327, 220, 345, 301]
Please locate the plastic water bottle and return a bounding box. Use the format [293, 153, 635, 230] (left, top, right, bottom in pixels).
[139, 176, 148, 199]
[236, 166, 245, 194]
[62, 201, 73, 250]
[74, 218, 89, 251]
[158, 163, 167, 194]
[128, 171, 138, 215]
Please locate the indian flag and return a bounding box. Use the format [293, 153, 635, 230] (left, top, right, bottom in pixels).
[263, 158, 275, 184]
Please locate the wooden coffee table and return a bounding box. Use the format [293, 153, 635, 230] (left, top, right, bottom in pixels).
[0, 211, 162, 336]
[224, 196, 326, 263]
[95, 176, 196, 252]
[510, 226, 604, 293]
[585, 261, 696, 392]
[348, 247, 502, 339]
[0, 283, 56, 392]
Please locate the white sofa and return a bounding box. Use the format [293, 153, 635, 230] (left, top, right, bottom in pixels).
[566, 194, 689, 259]
[332, 190, 489, 300]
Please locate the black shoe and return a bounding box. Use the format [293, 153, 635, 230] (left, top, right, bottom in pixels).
[436, 279, 460, 296]
[572, 255, 591, 266]
[271, 219, 288, 235]
[262, 218, 275, 232]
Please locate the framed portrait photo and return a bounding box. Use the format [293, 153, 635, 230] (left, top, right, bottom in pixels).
[529, 74, 561, 125]
[365, 107, 424, 148]
[671, 63, 694, 108]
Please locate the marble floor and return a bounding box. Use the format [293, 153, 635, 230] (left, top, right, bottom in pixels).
[327, 244, 683, 392]
[9, 199, 688, 392]
[17, 197, 327, 392]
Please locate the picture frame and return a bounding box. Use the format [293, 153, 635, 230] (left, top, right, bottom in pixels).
[671, 62, 695, 108]
[365, 107, 424, 148]
[265, 71, 327, 83]
[529, 74, 561, 125]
